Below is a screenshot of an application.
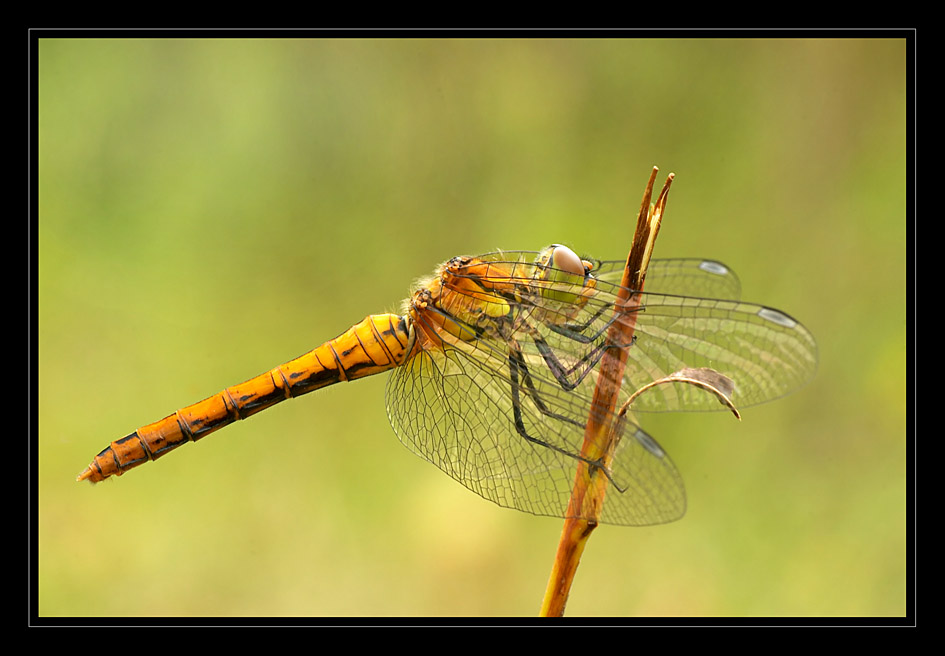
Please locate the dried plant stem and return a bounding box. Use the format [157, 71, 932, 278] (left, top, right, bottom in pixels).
[539, 167, 674, 617]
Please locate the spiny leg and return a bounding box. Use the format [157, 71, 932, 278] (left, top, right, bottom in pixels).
[516, 349, 585, 431]
[531, 330, 636, 392]
[544, 302, 615, 343]
[507, 344, 620, 488]
[544, 298, 645, 344]
[518, 300, 640, 391]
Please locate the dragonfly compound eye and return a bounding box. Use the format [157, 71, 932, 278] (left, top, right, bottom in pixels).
[537, 245, 589, 305]
[549, 245, 584, 276]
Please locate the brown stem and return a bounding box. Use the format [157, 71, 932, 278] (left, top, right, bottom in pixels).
[539, 167, 674, 617]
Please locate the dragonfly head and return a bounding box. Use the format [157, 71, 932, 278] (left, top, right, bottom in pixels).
[535, 244, 595, 305]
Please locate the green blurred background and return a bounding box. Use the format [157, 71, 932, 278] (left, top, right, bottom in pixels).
[38, 38, 907, 617]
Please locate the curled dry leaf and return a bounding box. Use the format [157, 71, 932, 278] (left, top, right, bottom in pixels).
[617, 366, 741, 420]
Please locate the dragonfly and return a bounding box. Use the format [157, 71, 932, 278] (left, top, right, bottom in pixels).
[77, 244, 818, 526]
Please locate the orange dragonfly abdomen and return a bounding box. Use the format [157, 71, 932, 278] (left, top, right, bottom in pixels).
[77, 313, 412, 483]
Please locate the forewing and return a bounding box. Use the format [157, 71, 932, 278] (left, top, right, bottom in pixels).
[593, 257, 742, 300]
[545, 259, 817, 413]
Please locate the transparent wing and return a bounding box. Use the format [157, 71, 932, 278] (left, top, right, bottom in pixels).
[594, 257, 742, 300]
[452, 251, 817, 413]
[386, 316, 686, 526]
[386, 251, 817, 526]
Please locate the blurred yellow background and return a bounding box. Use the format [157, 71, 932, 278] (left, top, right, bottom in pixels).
[38, 38, 907, 617]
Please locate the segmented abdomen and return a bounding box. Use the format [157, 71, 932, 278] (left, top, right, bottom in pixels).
[77, 314, 410, 483]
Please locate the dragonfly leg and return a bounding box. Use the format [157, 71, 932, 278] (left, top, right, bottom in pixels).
[532, 331, 636, 391]
[544, 303, 616, 343]
[544, 300, 644, 344]
[514, 350, 584, 430]
[507, 346, 619, 488]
